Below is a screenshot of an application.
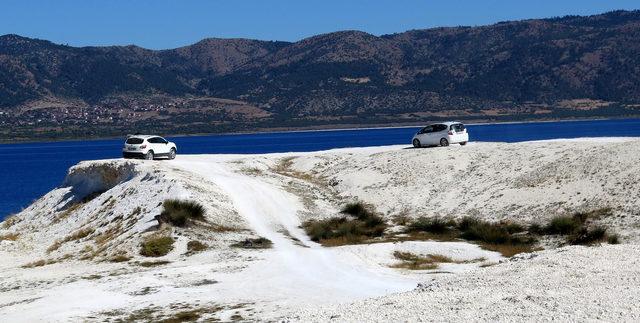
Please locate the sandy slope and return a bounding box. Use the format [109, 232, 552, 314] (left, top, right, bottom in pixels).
[289, 138, 640, 241]
[172, 157, 419, 303]
[289, 244, 640, 322]
[1, 138, 639, 321]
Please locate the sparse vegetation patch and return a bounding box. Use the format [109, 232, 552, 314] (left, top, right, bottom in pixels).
[109, 254, 132, 263]
[407, 216, 456, 234]
[0, 233, 19, 241]
[140, 236, 174, 257]
[232, 237, 273, 249]
[534, 208, 619, 245]
[391, 251, 487, 270]
[1, 215, 20, 229]
[138, 260, 172, 267]
[400, 207, 619, 256]
[21, 259, 57, 268]
[47, 227, 96, 253]
[302, 202, 387, 246]
[187, 240, 208, 253]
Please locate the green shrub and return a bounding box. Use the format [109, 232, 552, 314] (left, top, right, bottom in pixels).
[404, 216, 535, 248]
[407, 217, 454, 234]
[459, 220, 512, 244]
[157, 199, 205, 227]
[502, 221, 526, 234]
[341, 202, 370, 218]
[544, 215, 583, 235]
[140, 236, 174, 257]
[607, 234, 620, 244]
[567, 226, 608, 245]
[538, 210, 619, 245]
[528, 222, 544, 234]
[303, 203, 387, 246]
[457, 216, 481, 232]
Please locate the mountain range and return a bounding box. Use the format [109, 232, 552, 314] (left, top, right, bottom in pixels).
[1, 10, 640, 140]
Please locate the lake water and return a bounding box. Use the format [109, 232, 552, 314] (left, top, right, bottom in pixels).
[2, 118, 640, 220]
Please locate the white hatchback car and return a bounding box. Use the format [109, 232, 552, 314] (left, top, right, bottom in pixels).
[123, 135, 177, 160]
[412, 122, 469, 148]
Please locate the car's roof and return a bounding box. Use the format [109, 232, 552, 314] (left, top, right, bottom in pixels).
[425, 121, 464, 126]
[127, 134, 163, 139]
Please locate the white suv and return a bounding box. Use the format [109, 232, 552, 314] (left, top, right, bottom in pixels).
[123, 135, 177, 160]
[412, 122, 469, 148]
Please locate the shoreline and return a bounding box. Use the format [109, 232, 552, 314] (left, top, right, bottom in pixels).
[2, 136, 639, 220]
[1, 116, 638, 146]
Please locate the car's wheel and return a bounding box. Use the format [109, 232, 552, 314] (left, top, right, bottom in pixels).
[440, 138, 449, 147]
[412, 139, 421, 148]
[460, 142, 467, 146]
[168, 148, 176, 160]
[145, 151, 154, 160]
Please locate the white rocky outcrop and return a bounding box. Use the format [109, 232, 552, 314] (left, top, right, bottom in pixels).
[0, 139, 639, 321]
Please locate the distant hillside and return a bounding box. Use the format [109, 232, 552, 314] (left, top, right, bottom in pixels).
[2, 10, 640, 140]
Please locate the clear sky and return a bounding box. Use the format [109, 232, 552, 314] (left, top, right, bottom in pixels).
[2, 0, 639, 49]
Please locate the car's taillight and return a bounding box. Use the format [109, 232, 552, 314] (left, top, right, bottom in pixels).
[448, 131, 454, 135]
[140, 144, 147, 149]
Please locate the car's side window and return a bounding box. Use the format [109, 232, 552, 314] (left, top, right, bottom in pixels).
[159, 137, 168, 144]
[434, 124, 446, 132]
[421, 126, 433, 133]
[148, 137, 160, 144]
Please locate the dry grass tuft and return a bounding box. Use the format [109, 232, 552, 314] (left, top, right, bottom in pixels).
[21, 259, 57, 268]
[138, 260, 172, 267]
[239, 167, 263, 176]
[47, 227, 95, 253]
[2, 215, 20, 229]
[0, 232, 19, 241]
[187, 240, 208, 253]
[205, 223, 242, 233]
[53, 202, 84, 224]
[67, 227, 95, 241]
[390, 251, 438, 270]
[479, 243, 543, 258]
[109, 254, 132, 263]
[94, 223, 124, 246]
[273, 156, 325, 184]
[390, 251, 485, 270]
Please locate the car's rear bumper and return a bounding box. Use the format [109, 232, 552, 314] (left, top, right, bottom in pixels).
[448, 133, 469, 143]
[123, 151, 145, 158]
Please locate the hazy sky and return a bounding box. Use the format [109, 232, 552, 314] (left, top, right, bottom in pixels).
[2, 0, 639, 49]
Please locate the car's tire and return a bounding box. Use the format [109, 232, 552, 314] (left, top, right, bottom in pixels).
[460, 142, 467, 146]
[168, 148, 176, 160]
[440, 138, 449, 147]
[145, 151, 154, 160]
[412, 139, 421, 148]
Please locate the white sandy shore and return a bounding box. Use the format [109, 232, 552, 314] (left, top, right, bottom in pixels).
[0, 138, 639, 321]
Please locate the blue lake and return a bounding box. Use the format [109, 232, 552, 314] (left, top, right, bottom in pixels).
[2, 118, 640, 220]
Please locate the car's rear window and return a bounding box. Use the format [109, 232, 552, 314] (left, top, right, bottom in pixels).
[450, 124, 465, 132]
[126, 138, 144, 144]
